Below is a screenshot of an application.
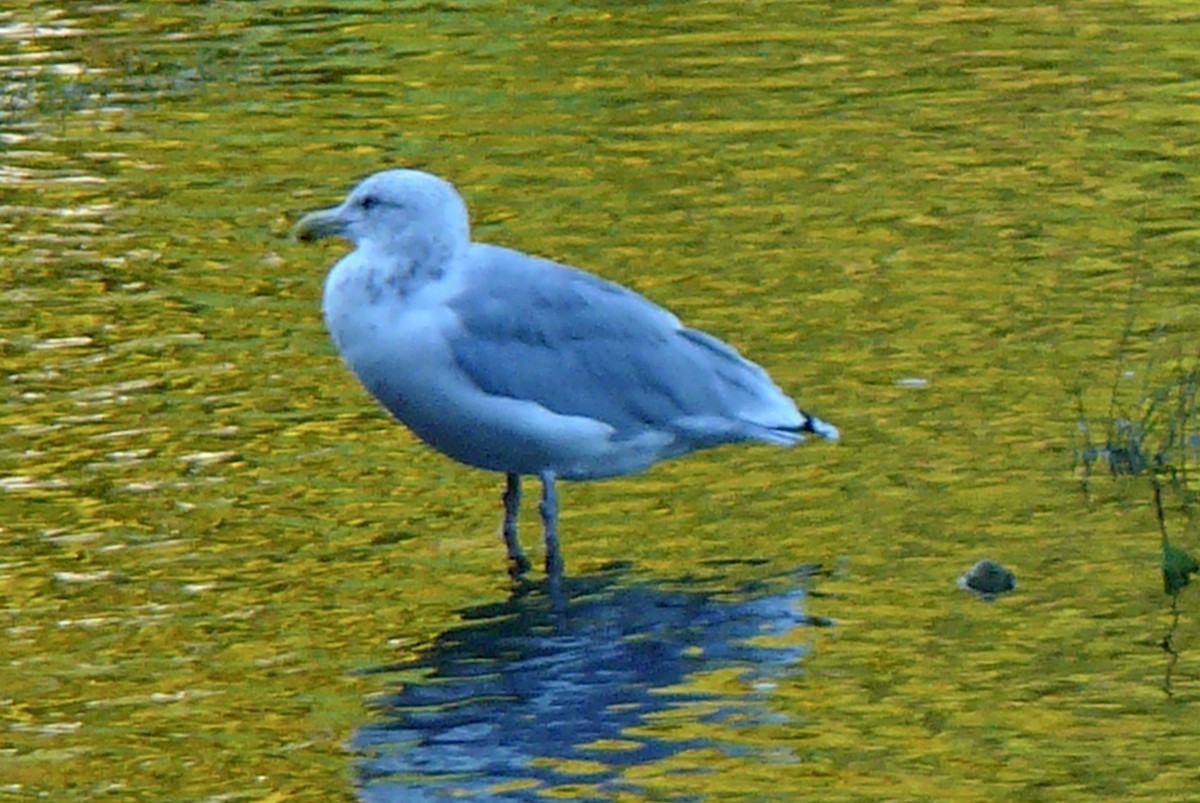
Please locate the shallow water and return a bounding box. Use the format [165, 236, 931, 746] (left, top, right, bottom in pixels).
[3, 2, 1200, 800]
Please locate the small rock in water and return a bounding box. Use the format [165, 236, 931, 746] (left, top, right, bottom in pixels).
[957, 559, 1016, 601]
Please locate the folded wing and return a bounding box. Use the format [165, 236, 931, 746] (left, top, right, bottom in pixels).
[446, 245, 807, 447]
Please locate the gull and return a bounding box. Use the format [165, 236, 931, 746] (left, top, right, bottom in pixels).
[294, 169, 838, 579]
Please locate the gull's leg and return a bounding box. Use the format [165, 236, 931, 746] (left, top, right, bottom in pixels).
[538, 471, 563, 580]
[501, 473, 530, 576]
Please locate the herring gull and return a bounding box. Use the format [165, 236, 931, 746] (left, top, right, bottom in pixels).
[294, 169, 838, 579]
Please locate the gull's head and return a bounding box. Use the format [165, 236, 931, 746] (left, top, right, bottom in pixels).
[294, 169, 471, 271]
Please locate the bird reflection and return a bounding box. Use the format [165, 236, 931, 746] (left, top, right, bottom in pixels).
[352, 562, 828, 802]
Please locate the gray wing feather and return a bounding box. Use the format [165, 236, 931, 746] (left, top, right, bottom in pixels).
[446, 244, 795, 435]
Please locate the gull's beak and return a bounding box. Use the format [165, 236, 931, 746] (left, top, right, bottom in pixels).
[293, 205, 345, 242]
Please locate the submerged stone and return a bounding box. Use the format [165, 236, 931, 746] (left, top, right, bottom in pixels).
[957, 559, 1017, 601]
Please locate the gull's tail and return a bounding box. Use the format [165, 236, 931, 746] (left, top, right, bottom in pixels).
[748, 410, 839, 446]
[799, 410, 839, 441]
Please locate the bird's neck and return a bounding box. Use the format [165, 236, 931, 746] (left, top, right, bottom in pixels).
[369, 232, 464, 288]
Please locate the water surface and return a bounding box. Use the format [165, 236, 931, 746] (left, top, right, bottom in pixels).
[3, 2, 1200, 800]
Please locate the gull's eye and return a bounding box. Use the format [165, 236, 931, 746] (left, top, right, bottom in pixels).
[358, 195, 401, 212]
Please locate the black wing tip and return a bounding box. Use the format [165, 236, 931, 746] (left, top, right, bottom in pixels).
[799, 412, 840, 441]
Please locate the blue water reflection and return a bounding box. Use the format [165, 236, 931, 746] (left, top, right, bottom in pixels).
[353, 563, 827, 802]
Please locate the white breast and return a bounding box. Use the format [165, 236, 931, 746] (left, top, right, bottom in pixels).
[323, 251, 664, 478]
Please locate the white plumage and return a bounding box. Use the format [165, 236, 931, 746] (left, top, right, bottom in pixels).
[295, 169, 837, 578]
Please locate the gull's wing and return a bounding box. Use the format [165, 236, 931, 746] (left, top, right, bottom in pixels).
[445, 244, 806, 445]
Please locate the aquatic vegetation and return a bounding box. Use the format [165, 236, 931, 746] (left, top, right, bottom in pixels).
[1074, 294, 1200, 694]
